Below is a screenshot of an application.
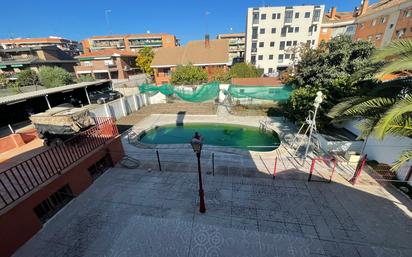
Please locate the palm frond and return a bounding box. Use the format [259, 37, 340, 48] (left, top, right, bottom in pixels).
[391, 149, 412, 171]
[375, 58, 412, 77]
[372, 39, 412, 62]
[374, 95, 412, 139]
[357, 118, 380, 139]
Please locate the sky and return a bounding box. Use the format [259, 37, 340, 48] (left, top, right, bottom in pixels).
[0, 0, 378, 44]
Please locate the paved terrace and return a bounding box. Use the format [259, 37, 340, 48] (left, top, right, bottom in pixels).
[13, 113, 412, 257]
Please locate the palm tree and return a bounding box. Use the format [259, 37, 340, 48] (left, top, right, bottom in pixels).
[329, 39, 412, 170]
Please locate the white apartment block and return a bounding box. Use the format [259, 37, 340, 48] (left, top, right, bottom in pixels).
[245, 5, 325, 74]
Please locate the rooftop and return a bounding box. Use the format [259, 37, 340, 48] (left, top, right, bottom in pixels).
[322, 11, 355, 24]
[0, 37, 77, 44]
[76, 49, 137, 59]
[88, 33, 174, 40]
[151, 39, 230, 67]
[360, 0, 411, 17]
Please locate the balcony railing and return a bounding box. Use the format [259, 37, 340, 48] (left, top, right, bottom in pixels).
[0, 117, 118, 211]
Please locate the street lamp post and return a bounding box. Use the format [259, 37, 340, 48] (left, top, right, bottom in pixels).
[190, 137, 206, 213]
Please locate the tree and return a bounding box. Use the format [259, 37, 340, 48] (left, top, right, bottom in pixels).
[136, 47, 154, 77]
[38, 66, 73, 88]
[170, 64, 208, 85]
[229, 63, 263, 78]
[285, 36, 377, 128]
[210, 67, 231, 83]
[16, 69, 40, 89]
[76, 74, 96, 83]
[329, 39, 412, 170]
[0, 74, 10, 88]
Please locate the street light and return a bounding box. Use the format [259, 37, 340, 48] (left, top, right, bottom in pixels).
[190, 136, 206, 213]
[303, 91, 323, 161]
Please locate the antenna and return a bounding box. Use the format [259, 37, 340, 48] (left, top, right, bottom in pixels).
[105, 10, 112, 34]
[205, 11, 210, 34]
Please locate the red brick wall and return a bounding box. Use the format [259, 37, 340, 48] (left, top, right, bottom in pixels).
[354, 15, 389, 47]
[0, 137, 124, 257]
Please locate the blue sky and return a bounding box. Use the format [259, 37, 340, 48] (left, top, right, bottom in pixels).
[0, 0, 377, 44]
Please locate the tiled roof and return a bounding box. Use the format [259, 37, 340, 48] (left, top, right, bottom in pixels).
[89, 33, 172, 40]
[361, 0, 411, 17]
[0, 37, 75, 43]
[151, 39, 229, 67]
[76, 49, 137, 58]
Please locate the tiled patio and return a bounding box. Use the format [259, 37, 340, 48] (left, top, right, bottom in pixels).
[13, 166, 412, 257]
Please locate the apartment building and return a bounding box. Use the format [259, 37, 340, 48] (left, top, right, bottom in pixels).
[82, 33, 178, 53]
[151, 37, 230, 85]
[74, 49, 138, 80]
[354, 0, 412, 47]
[245, 5, 325, 74]
[0, 37, 80, 56]
[217, 33, 245, 63]
[319, 7, 357, 43]
[0, 46, 77, 75]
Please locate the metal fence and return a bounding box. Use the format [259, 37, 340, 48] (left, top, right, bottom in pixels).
[0, 117, 118, 210]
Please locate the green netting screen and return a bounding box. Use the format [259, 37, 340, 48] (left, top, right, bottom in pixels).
[227, 85, 292, 101]
[138, 82, 220, 102]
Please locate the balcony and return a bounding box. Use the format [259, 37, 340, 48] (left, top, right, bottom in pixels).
[91, 40, 125, 49]
[128, 39, 163, 48]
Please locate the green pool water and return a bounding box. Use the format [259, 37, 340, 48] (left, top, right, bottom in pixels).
[139, 123, 280, 151]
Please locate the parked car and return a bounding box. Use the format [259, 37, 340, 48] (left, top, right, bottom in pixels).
[89, 89, 122, 104]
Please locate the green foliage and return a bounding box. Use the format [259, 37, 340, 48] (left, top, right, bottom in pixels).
[38, 66, 73, 88]
[170, 64, 208, 85]
[0, 74, 10, 88]
[229, 63, 263, 78]
[286, 36, 377, 127]
[136, 47, 154, 76]
[210, 67, 231, 83]
[16, 69, 40, 87]
[76, 74, 95, 83]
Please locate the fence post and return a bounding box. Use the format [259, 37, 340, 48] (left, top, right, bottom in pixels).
[120, 97, 127, 117]
[156, 150, 162, 171]
[133, 94, 139, 111]
[273, 157, 277, 179]
[308, 159, 316, 182]
[212, 153, 215, 176]
[350, 155, 367, 185]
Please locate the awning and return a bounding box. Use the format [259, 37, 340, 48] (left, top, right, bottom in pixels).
[11, 64, 23, 67]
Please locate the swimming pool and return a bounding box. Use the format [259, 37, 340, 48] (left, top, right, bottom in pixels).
[139, 123, 280, 151]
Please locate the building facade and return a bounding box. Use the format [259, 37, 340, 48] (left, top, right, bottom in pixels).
[151, 37, 230, 85]
[354, 0, 412, 47]
[319, 7, 357, 43]
[74, 49, 138, 80]
[245, 5, 325, 74]
[82, 33, 178, 54]
[0, 46, 77, 75]
[0, 37, 80, 57]
[217, 33, 245, 63]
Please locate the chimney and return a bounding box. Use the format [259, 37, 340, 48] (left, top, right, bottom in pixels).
[359, 0, 369, 16]
[330, 7, 337, 19]
[205, 34, 210, 48]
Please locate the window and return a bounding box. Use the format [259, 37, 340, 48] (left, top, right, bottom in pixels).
[259, 42, 264, 47]
[313, 9, 321, 22]
[286, 41, 292, 46]
[280, 41, 285, 50]
[313, 25, 317, 32]
[404, 9, 411, 17]
[268, 68, 273, 73]
[306, 40, 311, 46]
[285, 54, 290, 59]
[271, 28, 276, 34]
[372, 19, 377, 26]
[288, 27, 294, 33]
[260, 28, 265, 34]
[309, 26, 313, 32]
[285, 10, 293, 23]
[251, 55, 256, 64]
[278, 54, 284, 63]
[304, 12, 310, 18]
[261, 14, 266, 20]
[295, 12, 300, 18]
[389, 24, 394, 29]
[277, 13, 281, 19]
[375, 34, 382, 40]
[295, 27, 299, 33]
[281, 26, 287, 37]
[269, 54, 273, 60]
[258, 55, 263, 60]
[293, 40, 297, 46]
[83, 61, 92, 66]
[396, 28, 406, 38]
[251, 42, 257, 52]
[252, 27, 258, 39]
[104, 60, 114, 66]
[312, 40, 315, 45]
[252, 13, 259, 24]
[380, 17, 386, 24]
[270, 41, 275, 47]
[272, 13, 277, 19]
